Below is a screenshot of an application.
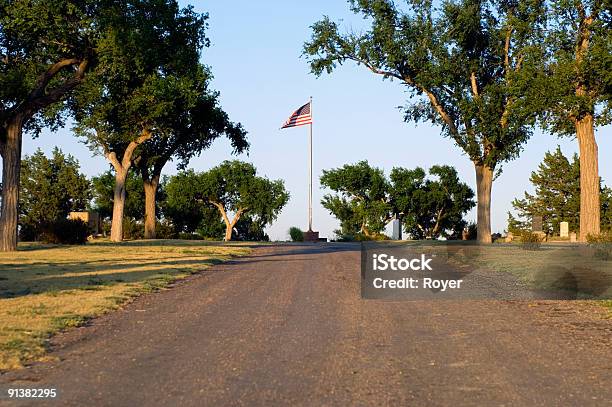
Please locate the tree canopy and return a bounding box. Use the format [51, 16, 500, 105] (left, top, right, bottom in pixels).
[320, 161, 392, 238]
[320, 161, 474, 240]
[0, 0, 96, 136]
[198, 161, 290, 241]
[539, 0, 611, 136]
[304, 0, 547, 243]
[391, 165, 475, 239]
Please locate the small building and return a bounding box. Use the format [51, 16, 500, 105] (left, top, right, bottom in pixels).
[69, 211, 101, 235]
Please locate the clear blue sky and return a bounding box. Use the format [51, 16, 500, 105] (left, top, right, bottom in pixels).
[23, 0, 611, 240]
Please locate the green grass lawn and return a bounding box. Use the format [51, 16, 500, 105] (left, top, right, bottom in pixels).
[0, 240, 251, 370]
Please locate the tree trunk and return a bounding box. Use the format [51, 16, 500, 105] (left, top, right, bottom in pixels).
[211, 202, 244, 242]
[110, 169, 128, 242]
[143, 175, 160, 239]
[576, 114, 600, 241]
[475, 163, 493, 244]
[105, 131, 153, 243]
[0, 118, 24, 252]
[224, 223, 233, 242]
[360, 223, 373, 237]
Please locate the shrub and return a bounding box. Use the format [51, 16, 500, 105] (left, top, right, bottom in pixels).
[156, 221, 177, 239]
[520, 231, 542, 251]
[39, 219, 89, 245]
[122, 218, 143, 240]
[586, 232, 612, 261]
[335, 232, 389, 242]
[18, 223, 38, 242]
[289, 227, 304, 242]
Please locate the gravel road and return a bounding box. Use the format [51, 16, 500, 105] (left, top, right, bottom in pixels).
[1, 243, 610, 406]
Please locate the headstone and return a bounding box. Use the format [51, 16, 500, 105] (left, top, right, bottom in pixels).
[392, 219, 402, 240]
[505, 232, 513, 243]
[532, 215, 543, 233]
[560, 222, 569, 238]
[570, 232, 577, 243]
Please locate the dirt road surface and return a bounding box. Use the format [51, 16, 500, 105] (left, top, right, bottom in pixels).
[1, 244, 610, 406]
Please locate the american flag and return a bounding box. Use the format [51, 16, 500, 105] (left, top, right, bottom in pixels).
[281, 101, 312, 129]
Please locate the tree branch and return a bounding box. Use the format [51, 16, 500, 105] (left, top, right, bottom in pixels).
[346, 55, 404, 81]
[21, 58, 89, 117]
[421, 88, 459, 137]
[345, 54, 459, 138]
[504, 26, 513, 73]
[104, 151, 122, 172]
[121, 128, 153, 168]
[211, 201, 231, 227]
[31, 58, 81, 98]
[470, 72, 480, 98]
[230, 207, 247, 228]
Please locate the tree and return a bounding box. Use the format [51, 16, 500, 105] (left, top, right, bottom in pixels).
[199, 161, 289, 241]
[511, 146, 612, 234]
[19, 148, 90, 240]
[304, 0, 546, 243]
[162, 170, 224, 238]
[0, 1, 100, 250]
[539, 0, 611, 240]
[134, 65, 248, 239]
[91, 170, 148, 222]
[320, 161, 474, 240]
[506, 212, 527, 235]
[391, 165, 475, 239]
[73, 0, 208, 242]
[320, 161, 392, 238]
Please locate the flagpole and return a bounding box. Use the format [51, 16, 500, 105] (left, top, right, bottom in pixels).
[308, 96, 313, 232]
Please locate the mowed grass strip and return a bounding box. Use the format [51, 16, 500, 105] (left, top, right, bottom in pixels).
[0, 240, 251, 370]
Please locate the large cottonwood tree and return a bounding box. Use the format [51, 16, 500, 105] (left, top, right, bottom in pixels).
[0, 1, 98, 251]
[539, 0, 611, 240]
[74, 0, 208, 242]
[304, 0, 546, 243]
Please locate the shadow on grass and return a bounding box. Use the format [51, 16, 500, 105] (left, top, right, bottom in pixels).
[1, 241, 358, 300]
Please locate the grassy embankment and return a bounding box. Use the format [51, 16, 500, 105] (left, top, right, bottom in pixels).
[385, 240, 612, 311]
[472, 243, 612, 311]
[0, 240, 251, 370]
[441, 242, 612, 311]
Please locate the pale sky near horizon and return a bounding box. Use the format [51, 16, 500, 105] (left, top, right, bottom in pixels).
[22, 1, 611, 241]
